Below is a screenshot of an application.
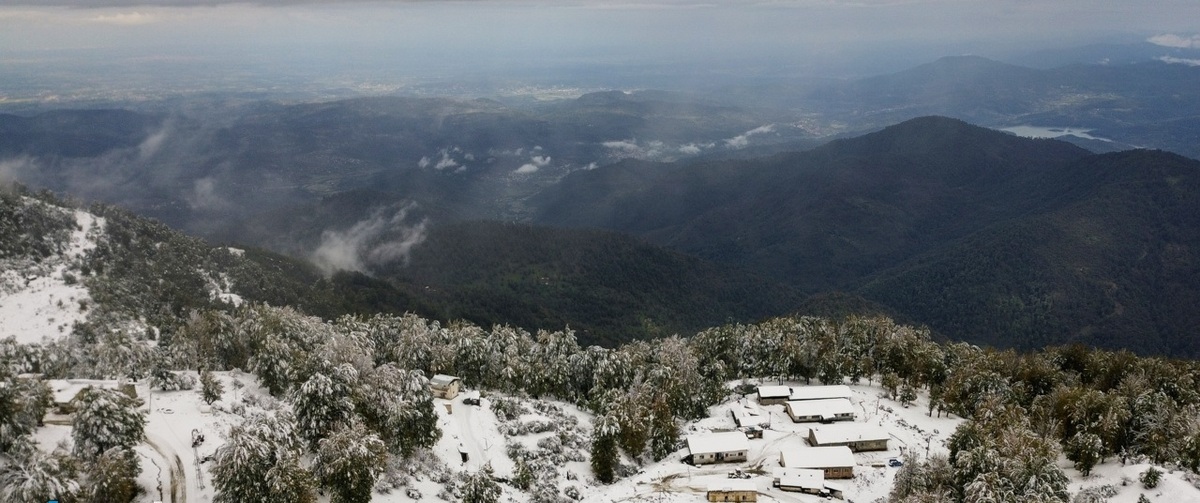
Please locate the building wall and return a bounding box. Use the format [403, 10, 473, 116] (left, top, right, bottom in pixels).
[693, 450, 748, 465]
[823, 466, 854, 479]
[708, 490, 757, 502]
[758, 396, 788, 406]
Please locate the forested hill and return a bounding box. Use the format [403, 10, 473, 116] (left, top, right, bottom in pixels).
[532, 116, 1200, 357]
[1, 186, 802, 348]
[379, 221, 803, 346]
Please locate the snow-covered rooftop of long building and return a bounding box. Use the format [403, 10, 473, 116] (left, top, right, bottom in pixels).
[789, 384, 852, 401]
[775, 468, 825, 490]
[757, 385, 791, 399]
[780, 446, 856, 469]
[687, 431, 750, 455]
[785, 398, 856, 420]
[808, 423, 890, 444]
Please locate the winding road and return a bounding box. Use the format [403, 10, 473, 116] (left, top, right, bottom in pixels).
[145, 430, 187, 503]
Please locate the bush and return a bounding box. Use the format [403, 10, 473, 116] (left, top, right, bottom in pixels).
[1140, 467, 1162, 489]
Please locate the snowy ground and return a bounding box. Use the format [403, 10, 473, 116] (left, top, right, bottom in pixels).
[0, 206, 103, 344]
[31, 375, 1200, 502]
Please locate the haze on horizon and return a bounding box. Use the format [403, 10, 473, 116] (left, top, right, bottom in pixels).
[1, 0, 1199, 103]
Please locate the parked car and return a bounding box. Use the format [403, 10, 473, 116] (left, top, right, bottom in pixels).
[462, 396, 481, 406]
[888, 458, 903, 467]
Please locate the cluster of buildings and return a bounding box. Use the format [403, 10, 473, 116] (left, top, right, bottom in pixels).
[689, 384, 894, 501]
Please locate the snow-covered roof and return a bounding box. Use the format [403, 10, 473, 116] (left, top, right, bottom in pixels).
[706, 480, 757, 493]
[788, 385, 852, 401]
[731, 404, 769, 426]
[47, 379, 123, 404]
[687, 431, 751, 455]
[780, 446, 856, 469]
[785, 398, 856, 420]
[757, 385, 791, 398]
[808, 424, 890, 444]
[776, 468, 825, 490]
[430, 374, 460, 387]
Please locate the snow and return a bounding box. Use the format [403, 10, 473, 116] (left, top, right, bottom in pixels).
[788, 385, 852, 402]
[431, 395, 515, 478]
[0, 207, 103, 344]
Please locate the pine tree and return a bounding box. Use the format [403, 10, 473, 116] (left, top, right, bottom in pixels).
[591, 414, 620, 484]
[1140, 467, 1162, 489]
[312, 422, 388, 503]
[71, 387, 145, 461]
[1065, 432, 1103, 476]
[647, 396, 679, 461]
[199, 369, 225, 405]
[512, 457, 535, 491]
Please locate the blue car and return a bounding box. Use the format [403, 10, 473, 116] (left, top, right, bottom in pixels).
[888, 458, 903, 467]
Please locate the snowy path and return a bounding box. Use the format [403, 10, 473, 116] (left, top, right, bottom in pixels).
[146, 430, 187, 503]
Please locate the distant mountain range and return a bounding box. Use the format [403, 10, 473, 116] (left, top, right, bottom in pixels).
[4, 55, 1200, 356]
[534, 117, 1200, 356]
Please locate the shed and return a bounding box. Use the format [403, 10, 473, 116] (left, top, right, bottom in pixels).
[788, 385, 852, 402]
[756, 385, 791, 405]
[429, 374, 462, 399]
[784, 398, 856, 423]
[807, 424, 890, 452]
[687, 432, 751, 465]
[706, 480, 757, 502]
[779, 446, 856, 479]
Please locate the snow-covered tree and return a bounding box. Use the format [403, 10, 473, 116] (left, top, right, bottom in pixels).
[211, 412, 314, 503]
[0, 441, 80, 503]
[199, 368, 224, 405]
[647, 395, 679, 461]
[292, 364, 358, 448]
[354, 364, 440, 457]
[591, 414, 620, 484]
[0, 372, 52, 451]
[1065, 431, 1103, 476]
[84, 447, 141, 503]
[460, 464, 502, 503]
[312, 422, 388, 503]
[71, 387, 145, 461]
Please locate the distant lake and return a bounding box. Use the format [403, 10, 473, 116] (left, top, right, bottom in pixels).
[1000, 126, 1113, 142]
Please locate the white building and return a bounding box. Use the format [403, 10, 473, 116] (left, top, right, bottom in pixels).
[687, 431, 751, 465]
[756, 385, 791, 405]
[779, 446, 857, 479]
[807, 424, 890, 452]
[429, 374, 462, 399]
[775, 468, 825, 494]
[784, 398, 856, 423]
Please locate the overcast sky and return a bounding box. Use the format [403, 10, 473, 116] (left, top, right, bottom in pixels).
[1, 1, 1198, 97]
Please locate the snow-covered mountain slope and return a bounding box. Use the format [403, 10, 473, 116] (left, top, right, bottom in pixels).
[0, 200, 103, 344]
